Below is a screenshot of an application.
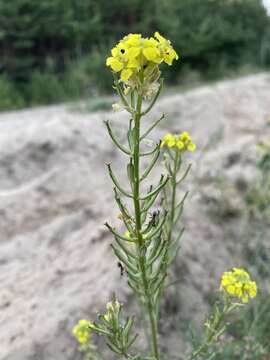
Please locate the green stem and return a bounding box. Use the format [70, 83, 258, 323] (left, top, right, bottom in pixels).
[168, 150, 180, 244]
[132, 94, 160, 360]
[184, 303, 231, 360]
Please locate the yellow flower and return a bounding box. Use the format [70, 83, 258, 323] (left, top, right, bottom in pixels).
[72, 319, 93, 344]
[220, 268, 257, 303]
[106, 57, 124, 72]
[120, 68, 133, 82]
[161, 133, 176, 148]
[187, 142, 196, 152]
[154, 32, 179, 65]
[161, 132, 196, 153]
[106, 32, 178, 84]
[124, 33, 142, 47]
[176, 140, 184, 150]
[180, 131, 191, 142]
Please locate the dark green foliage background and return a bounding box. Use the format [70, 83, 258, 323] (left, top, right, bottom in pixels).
[0, 0, 269, 109]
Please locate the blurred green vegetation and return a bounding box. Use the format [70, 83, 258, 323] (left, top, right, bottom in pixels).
[0, 0, 270, 110]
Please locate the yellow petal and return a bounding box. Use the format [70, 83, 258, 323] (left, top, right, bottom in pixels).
[120, 68, 133, 82]
[187, 142, 196, 152]
[106, 57, 124, 72]
[143, 47, 162, 63]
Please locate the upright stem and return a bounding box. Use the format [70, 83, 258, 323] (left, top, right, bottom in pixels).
[184, 303, 232, 360]
[132, 94, 160, 360]
[167, 151, 180, 244]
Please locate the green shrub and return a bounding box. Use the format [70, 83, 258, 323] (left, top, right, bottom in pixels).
[0, 76, 25, 111]
[28, 71, 65, 105]
[156, 0, 270, 81]
[63, 50, 112, 98]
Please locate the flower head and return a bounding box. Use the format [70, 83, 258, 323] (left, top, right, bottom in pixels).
[106, 33, 178, 84]
[154, 32, 179, 65]
[103, 299, 121, 322]
[220, 268, 257, 303]
[72, 319, 93, 344]
[161, 131, 196, 152]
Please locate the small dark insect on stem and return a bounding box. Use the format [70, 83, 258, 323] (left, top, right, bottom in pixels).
[148, 211, 159, 227]
[117, 261, 125, 276]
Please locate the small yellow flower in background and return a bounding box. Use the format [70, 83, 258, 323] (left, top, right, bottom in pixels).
[112, 103, 122, 112]
[220, 268, 257, 303]
[124, 230, 131, 238]
[106, 32, 178, 84]
[72, 319, 93, 344]
[161, 134, 176, 148]
[161, 131, 196, 152]
[256, 138, 270, 156]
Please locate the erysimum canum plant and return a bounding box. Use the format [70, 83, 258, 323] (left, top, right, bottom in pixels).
[73, 33, 258, 360]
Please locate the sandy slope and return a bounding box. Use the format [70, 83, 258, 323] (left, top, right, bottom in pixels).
[0, 73, 269, 360]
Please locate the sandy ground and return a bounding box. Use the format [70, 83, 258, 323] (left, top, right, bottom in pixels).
[0, 73, 270, 360]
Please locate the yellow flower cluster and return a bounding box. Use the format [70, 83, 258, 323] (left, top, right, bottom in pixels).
[72, 319, 93, 344]
[220, 268, 257, 303]
[106, 32, 178, 82]
[161, 131, 196, 152]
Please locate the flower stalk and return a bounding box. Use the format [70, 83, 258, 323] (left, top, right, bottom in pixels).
[130, 88, 160, 359]
[106, 72, 169, 358]
[184, 298, 241, 360]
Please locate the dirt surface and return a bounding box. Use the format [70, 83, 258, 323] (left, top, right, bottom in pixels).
[0, 73, 270, 360]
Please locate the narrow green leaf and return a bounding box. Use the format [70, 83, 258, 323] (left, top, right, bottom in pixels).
[128, 127, 136, 152]
[139, 175, 169, 200]
[122, 316, 134, 346]
[114, 188, 133, 221]
[106, 340, 123, 355]
[127, 280, 144, 297]
[177, 163, 192, 184]
[105, 222, 134, 242]
[140, 146, 159, 157]
[168, 244, 181, 266]
[111, 245, 138, 274]
[147, 234, 162, 264]
[127, 333, 139, 348]
[107, 163, 133, 198]
[147, 242, 166, 268]
[114, 235, 138, 260]
[140, 143, 161, 182]
[104, 120, 131, 155]
[127, 160, 135, 186]
[173, 191, 189, 224]
[150, 273, 167, 296]
[140, 114, 165, 141]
